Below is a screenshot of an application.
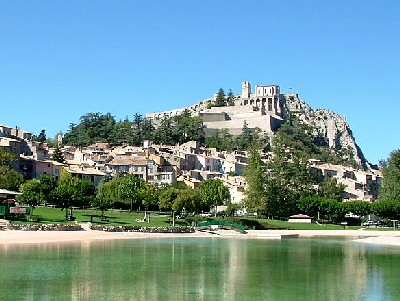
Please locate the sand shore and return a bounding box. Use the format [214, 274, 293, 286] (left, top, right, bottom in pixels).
[0, 227, 399, 246]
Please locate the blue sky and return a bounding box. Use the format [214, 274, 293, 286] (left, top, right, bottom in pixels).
[1, 1, 399, 165]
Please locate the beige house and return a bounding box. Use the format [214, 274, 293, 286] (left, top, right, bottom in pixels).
[66, 165, 106, 186]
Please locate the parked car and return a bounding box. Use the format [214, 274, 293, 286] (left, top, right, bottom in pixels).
[363, 220, 379, 226]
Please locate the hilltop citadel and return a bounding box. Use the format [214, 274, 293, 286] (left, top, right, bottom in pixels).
[0, 81, 381, 204]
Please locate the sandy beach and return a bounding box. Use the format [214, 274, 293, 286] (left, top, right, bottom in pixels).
[0, 226, 399, 246]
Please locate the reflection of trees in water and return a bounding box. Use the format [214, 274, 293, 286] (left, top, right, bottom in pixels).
[4, 239, 400, 300]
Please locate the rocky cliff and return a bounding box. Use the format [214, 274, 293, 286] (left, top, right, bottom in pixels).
[147, 89, 371, 169]
[282, 93, 368, 169]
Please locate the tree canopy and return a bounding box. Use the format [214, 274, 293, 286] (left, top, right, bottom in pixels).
[379, 149, 400, 201]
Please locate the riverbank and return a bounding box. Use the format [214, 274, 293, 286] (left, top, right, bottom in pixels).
[0, 228, 399, 245]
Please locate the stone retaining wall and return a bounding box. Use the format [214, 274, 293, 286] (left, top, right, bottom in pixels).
[7, 224, 84, 231]
[90, 225, 195, 233]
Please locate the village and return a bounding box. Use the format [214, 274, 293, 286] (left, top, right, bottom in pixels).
[0, 121, 382, 208]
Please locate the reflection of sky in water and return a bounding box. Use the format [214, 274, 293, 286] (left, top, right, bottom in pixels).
[363, 268, 385, 301]
[1, 238, 400, 300]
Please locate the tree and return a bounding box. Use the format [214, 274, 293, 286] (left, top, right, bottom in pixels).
[297, 195, 324, 219]
[36, 129, 47, 142]
[18, 174, 57, 209]
[267, 127, 315, 211]
[62, 112, 116, 146]
[92, 183, 115, 218]
[141, 182, 156, 223]
[198, 178, 230, 213]
[0, 148, 17, 167]
[235, 122, 260, 150]
[53, 169, 95, 219]
[379, 149, 400, 200]
[52, 145, 66, 164]
[205, 129, 235, 151]
[95, 176, 124, 213]
[226, 89, 235, 106]
[344, 201, 370, 218]
[118, 174, 144, 211]
[371, 199, 400, 220]
[16, 179, 42, 214]
[173, 188, 201, 213]
[213, 88, 226, 107]
[153, 116, 174, 145]
[0, 165, 24, 191]
[243, 146, 268, 214]
[159, 187, 180, 212]
[319, 177, 346, 201]
[0, 149, 24, 191]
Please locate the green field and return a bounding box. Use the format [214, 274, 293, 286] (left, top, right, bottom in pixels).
[12, 207, 188, 227]
[8, 207, 372, 230]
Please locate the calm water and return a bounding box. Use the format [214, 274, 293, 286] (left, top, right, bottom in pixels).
[1, 237, 399, 301]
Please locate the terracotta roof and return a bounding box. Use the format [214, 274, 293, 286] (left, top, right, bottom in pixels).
[289, 214, 312, 219]
[108, 158, 149, 166]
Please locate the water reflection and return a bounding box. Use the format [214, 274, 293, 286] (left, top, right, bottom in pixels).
[0, 238, 399, 300]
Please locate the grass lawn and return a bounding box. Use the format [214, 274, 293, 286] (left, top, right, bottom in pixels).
[256, 219, 361, 230]
[11, 207, 189, 227]
[9, 208, 371, 231]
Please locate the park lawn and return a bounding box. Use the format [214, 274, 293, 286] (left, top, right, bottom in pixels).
[12, 207, 188, 227]
[257, 219, 361, 230]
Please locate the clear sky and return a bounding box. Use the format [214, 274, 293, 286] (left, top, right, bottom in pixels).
[1, 1, 399, 165]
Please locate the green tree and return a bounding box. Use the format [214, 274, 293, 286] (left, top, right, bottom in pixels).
[205, 129, 235, 151]
[16, 179, 42, 214]
[379, 149, 400, 200]
[320, 177, 346, 201]
[16, 175, 57, 215]
[95, 176, 124, 212]
[141, 182, 156, 222]
[297, 195, 324, 219]
[153, 116, 174, 145]
[92, 184, 115, 218]
[118, 174, 144, 211]
[198, 178, 230, 213]
[0, 165, 24, 191]
[52, 145, 66, 164]
[35, 129, 47, 143]
[235, 122, 260, 150]
[226, 89, 235, 106]
[112, 118, 134, 146]
[213, 88, 226, 107]
[0, 148, 17, 166]
[371, 199, 400, 220]
[53, 170, 95, 219]
[243, 147, 268, 214]
[344, 201, 370, 218]
[173, 188, 201, 213]
[226, 202, 241, 217]
[63, 112, 116, 146]
[159, 187, 180, 212]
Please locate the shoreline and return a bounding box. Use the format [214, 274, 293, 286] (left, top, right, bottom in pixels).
[0, 228, 399, 246]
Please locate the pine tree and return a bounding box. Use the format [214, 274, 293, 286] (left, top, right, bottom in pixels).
[379, 149, 400, 200]
[243, 146, 268, 214]
[214, 88, 226, 107]
[52, 145, 66, 164]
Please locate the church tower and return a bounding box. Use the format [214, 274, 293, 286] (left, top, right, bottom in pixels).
[242, 80, 251, 98]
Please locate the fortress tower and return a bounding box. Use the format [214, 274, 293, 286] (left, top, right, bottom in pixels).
[242, 80, 251, 98]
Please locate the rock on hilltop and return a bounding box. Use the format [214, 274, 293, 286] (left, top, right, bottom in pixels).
[282, 94, 368, 169]
[147, 81, 370, 169]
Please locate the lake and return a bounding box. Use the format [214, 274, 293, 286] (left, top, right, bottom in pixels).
[1, 237, 399, 300]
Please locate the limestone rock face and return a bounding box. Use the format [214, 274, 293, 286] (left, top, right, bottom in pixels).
[282, 94, 367, 168]
[146, 88, 370, 169]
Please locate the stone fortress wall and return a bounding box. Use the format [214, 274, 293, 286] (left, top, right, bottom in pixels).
[146, 81, 286, 136]
[146, 80, 368, 168]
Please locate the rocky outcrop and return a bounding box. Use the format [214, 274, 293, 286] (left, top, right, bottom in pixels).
[282, 94, 368, 168]
[146, 88, 370, 169]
